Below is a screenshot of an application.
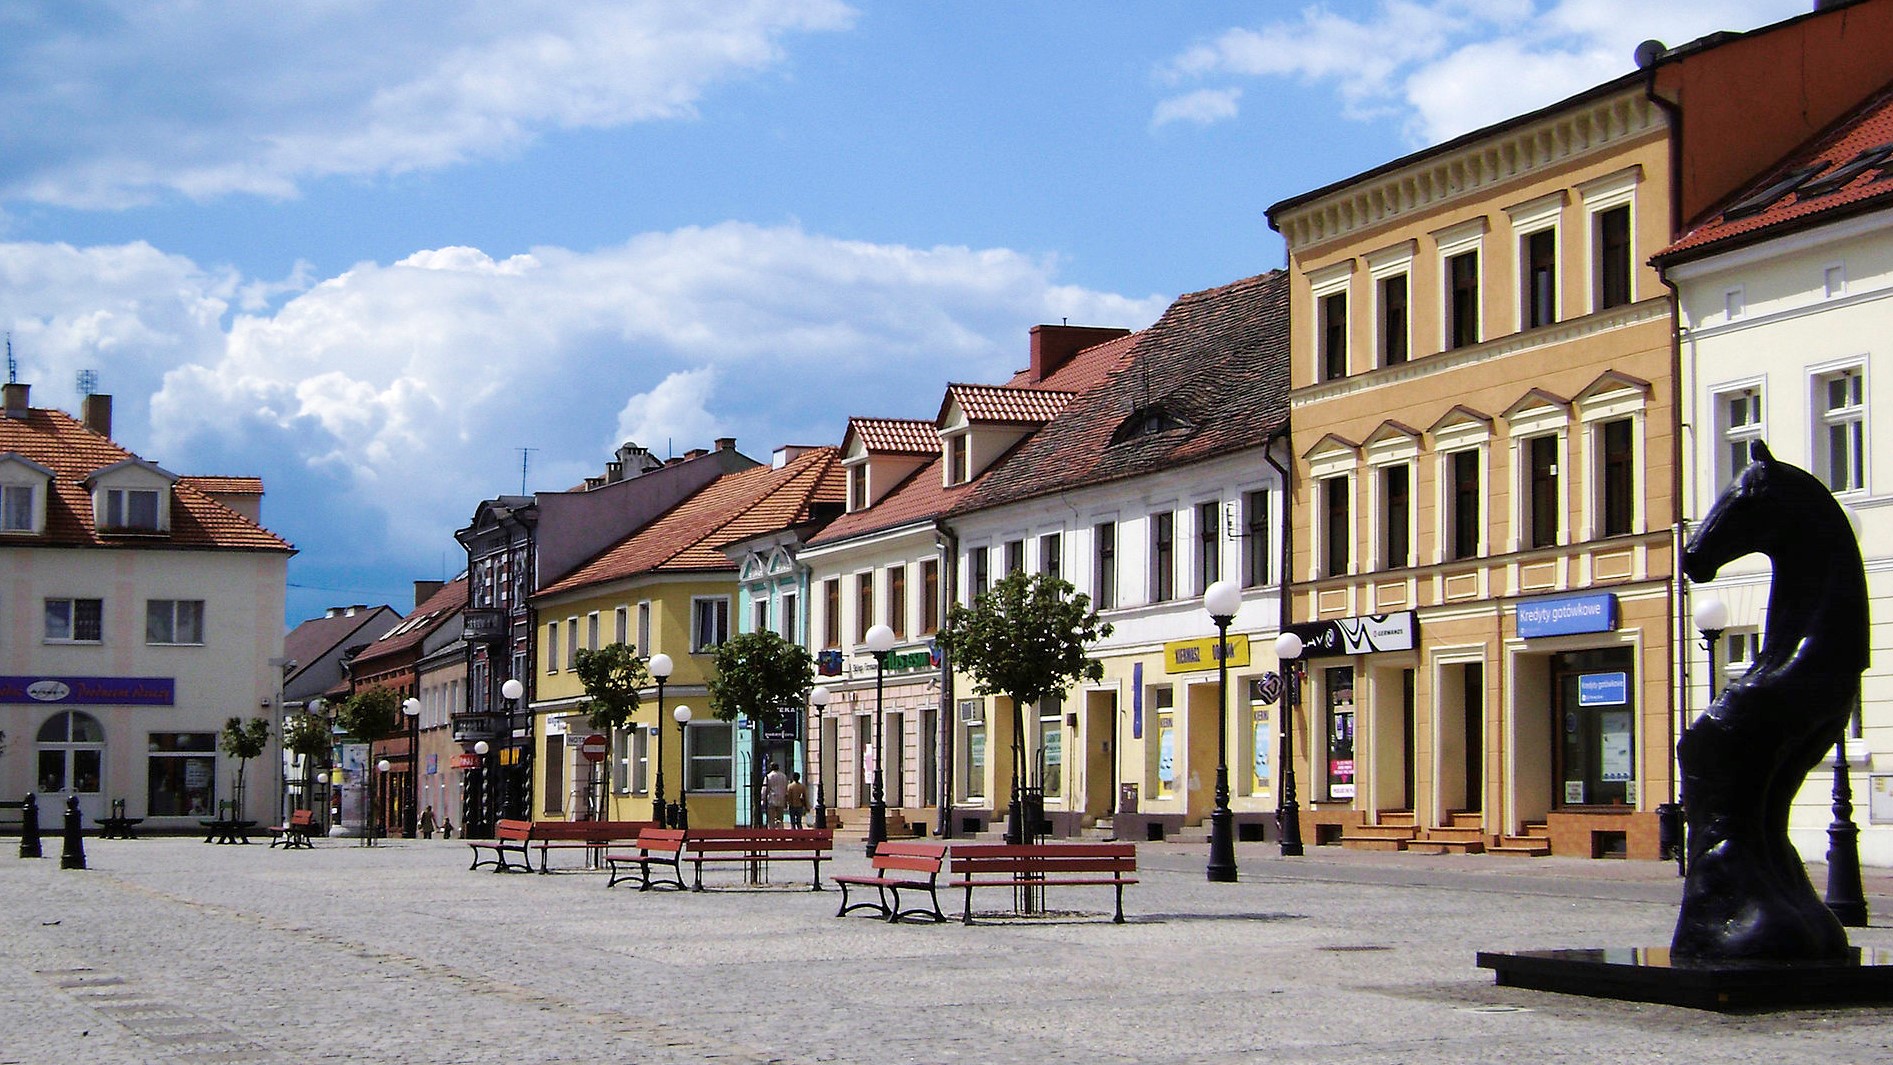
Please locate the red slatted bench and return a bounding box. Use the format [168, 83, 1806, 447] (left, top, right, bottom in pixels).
[833, 841, 948, 923]
[604, 827, 688, 891]
[947, 842, 1138, 924]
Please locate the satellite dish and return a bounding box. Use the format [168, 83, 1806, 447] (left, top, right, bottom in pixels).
[1633, 39, 1667, 69]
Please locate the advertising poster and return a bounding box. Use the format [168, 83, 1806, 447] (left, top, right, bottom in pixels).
[1326, 667, 1356, 800]
[1599, 710, 1633, 783]
[339, 743, 368, 833]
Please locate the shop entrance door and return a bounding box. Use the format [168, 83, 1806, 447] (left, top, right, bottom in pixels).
[36, 710, 107, 827]
[1551, 649, 1636, 809]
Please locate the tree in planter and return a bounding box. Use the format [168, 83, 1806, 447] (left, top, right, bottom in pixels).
[936, 571, 1112, 844]
[573, 643, 649, 819]
[708, 630, 814, 827]
[220, 716, 271, 822]
[333, 687, 400, 843]
[281, 711, 333, 818]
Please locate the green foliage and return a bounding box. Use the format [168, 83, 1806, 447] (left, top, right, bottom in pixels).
[220, 716, 271, 761]
[282, 712, 332, 759]
[574, 643, 649, 731]
[937, 571, 1113, 711]
[708, 629, 814, 730]
[333, 686, 401, 743]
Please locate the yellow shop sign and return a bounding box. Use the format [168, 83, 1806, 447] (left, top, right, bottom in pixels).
[1164, 634, 1250, 674]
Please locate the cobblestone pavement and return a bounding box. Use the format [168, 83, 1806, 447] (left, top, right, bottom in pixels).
[4, 837, 1893, 1065]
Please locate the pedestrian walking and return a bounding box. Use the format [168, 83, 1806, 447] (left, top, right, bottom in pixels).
[419, 805, 437, 839]
[762, 762, 789, 827]
[786, 771, 808, 828]
[441, 818, 454, 840]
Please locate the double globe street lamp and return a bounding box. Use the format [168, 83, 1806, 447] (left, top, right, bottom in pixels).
[673, 704, 693, 830]
[648, 653, 673, 826]
[1203, 580, 1242, 883]
[401, 697, 421, 837]
[862, 624, 897, 857]
[1271, 630, 1306, 858]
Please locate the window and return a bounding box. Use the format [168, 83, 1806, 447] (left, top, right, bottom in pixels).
[691, 597, 729, 652]
[1093, 521, 1116, 609]
[614, 606, 629, 646]
[146, 599, 204, 645]
[545, 622, 560, 672]
[855, 572, 873, 641]
[1038, 696, 1064, 794]
[2, 484, 34, 531]
[1596, 205, 1631, 310]
[1715, 388, 1763, 489]
[947, 434, 970, 485]
[1197, 500, 1220, 594]
[1150, 511, 1175, 602]
[970, 547, 990, 599]
[921, 559, 940, 636]
[1240, 490, 1269, 587]
[686, 721, 735, 791]
[1322, 476, 1350, 577]
[1320, 291, 1348, 381]
[45, 598, 103, 643]
[848, 464, 868, 512]
[1817, 367, 1866, 494]
[1379, 465, 1410, 569]
[1004, 539, 1024, 575]
[148, 731, 216, 816]
[956, 701, 986, 801]
[565, 618, 579, 668]
[752, 596, 770, 635]
[780, 591, 798, 643]
[1449, 450, 1481, 560]
[1151, 686, 1176, 797]
[1523, 229, 1557, 329]
[544, 734, 565, 814]
[822, 579, 840, 648]
[587, 612, 600, 651]
[101, 487, 160, 531]
[1725, 287, 1745, 321]
[637, 601, 651, 654]
[1448, 252, 1480, 349]
[1825, 264, 1847, 300]
[1039, 533, 1061, 579]
[615, 727, 648, 795]
[1600, 419, 1635, 536]
[1526, 435, 1560, 549]
[1379, 274, 1408, 366]
[887, 564, 907, 638]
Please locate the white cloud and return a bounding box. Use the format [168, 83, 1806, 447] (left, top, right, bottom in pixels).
[1152, 88, 1245, 129]
[1158, 0, 1810, 146]
[0, 1, 857, 208]
[0, 225, 1167, 564]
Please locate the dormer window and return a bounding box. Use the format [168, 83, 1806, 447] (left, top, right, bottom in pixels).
[87, 458, 175, 534]
[2, 484, 34, 531]
[0, 453, 53, 535]
[848, 464, 868, 512]
[946, 434, 970, 485]
[103, 488, 161, 530]
[1109, 404, 1189, 446]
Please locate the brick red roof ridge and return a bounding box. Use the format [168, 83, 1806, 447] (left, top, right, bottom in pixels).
[847, 417, 938, 455]
[352, 577, 469, 666]
[1659, 79, 1893, 261]
[954, 270, 1290, 517]
[940, 382, 1077, 425]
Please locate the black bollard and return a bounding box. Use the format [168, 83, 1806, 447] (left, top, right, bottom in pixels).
[19, 793, 42, 859]
[59, 796, 86, 870]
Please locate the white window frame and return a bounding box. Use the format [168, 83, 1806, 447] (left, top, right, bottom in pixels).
[1366, 242, 1414, 369]
[45, 597, 104, 644]
[1506, 190, 1567, 332]
[1576, 386, 1648, 540]
[1434, 218, 1488, 351]
[637, 601, 652, 655]
[1578, 165, 1641, 313]
[1505, 402, 1571, 553]
[691, 596, 731, 652]
[614, 605, 629, 646]
[1812, 361, 1867, 495]
[1309, 261, 1355, 382]
[565, 617, 579, 669]
[751, 595, 770, 636]
[146, 599, 205, 645]
[1431, 418, 1491, 564]
[1307, 441, 1360, 579]
[1, 482, 38, 533]
[1711, 381, 1765, 491]
[684, 719, 736, 792]
[100, 486, 162, 531]
[546, 621, 560, 673]
[586, 611, 600, 652]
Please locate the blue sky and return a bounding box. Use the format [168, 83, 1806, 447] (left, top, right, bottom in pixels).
[0, 0, 1808, 624]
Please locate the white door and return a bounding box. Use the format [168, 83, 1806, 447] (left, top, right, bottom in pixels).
[35, 710, 107, 827]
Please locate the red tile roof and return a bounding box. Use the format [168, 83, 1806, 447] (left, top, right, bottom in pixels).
[537, 446, 844, 597]
[1006, 332, 1140, 393]
[0, 406, 293, 552]
[180, 476, 264, 495]
[847, 418, 937, 455]
[352, 577, 469, 668]
[1659, 82, 1893, 262]
[939, 383, 1075, 426]
[955, 271, 1290, 516]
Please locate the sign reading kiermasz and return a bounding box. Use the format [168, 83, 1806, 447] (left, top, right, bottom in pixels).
[1285, 612, 1417, 659]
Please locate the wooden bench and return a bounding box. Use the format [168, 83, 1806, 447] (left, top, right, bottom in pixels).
[467, 819, 657, 874]
[267, 809, 318, 849]
[467, 819, 535, 872]
[833, 841, 948, 923]
[681, 827, 833, 891]
[604, 828, 688, 891]
[948, 842, 1138, 924]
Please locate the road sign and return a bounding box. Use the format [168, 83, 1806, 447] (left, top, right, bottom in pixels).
[579, 733, 609, 762]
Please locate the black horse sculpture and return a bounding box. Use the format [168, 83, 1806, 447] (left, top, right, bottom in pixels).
[1675, 441, 1867, 960]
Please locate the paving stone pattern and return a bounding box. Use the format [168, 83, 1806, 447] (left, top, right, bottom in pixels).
[3, 838, 1892, 1064]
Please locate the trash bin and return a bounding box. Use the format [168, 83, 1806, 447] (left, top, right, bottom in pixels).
[1656, 802, 1683, 861]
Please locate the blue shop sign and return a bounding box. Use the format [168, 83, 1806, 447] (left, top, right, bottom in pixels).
[1578, 672, 1629, 707]
[1516, 592, 1618, 639]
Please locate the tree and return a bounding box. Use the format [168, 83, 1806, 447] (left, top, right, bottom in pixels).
[936, 571, 1112, 841]
[282, 711, 333, 812]
[220, 716, 271, 819]
[573, 643, 649, 731]
[708, 630, 815, 826]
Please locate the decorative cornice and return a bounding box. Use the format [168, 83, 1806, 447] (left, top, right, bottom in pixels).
[1275, 89, 1661, 254]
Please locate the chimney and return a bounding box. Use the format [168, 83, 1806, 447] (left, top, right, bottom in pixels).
[684, 447, 708, 461]
[715, 437, 736, 452]
[81, 393, 112, 437]
[2, 382, 28, 419]
[413, 580, 444, 608]
[1027, 325, 1132, 383]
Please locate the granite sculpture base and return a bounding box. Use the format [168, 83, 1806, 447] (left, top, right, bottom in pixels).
[1476, 947, 1893, 1012]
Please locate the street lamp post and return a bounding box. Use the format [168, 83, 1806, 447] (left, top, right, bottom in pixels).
[1826, 727, 1870, 927]
[649, 654, 673, 826]
[402, 697, 421, 838]
[1204, 581, 1242, 883]
[500, 678, 524, 819]
[307, 697, 326, 824]
[673, 705, 693, 830]
[1272, 631, 1305, 857]
[473, 740, 492, 838]
[863, 624, 896, 857]
[809, 685, 831, 831]
[373, 758, 391, 846]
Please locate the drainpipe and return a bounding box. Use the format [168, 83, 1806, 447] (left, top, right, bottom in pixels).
[1263, 426, 1295, 841]
[1662, 271, 1693, 812]
[933, 518, 959, 838]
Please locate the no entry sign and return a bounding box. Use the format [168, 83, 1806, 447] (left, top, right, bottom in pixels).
[580, 733, 609, 762]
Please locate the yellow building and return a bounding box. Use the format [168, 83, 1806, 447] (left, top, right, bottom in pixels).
[528, 446, 842, 827]
[1266, 74, 1678, 859]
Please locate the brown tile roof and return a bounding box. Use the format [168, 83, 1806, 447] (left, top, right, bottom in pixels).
[847, 418, 937, 455]
[939, 383, 1075, 426]
[0, 407, 293, 552]
[955, 271, 1290, 516]
[180, 475, 264, 495]
[352, 577, 469, 668]
[537, 446, 844, 597]
[1658, 82, 1893, 262]
[284, 606, 403, 676]
[1005, 332, 1140, 393]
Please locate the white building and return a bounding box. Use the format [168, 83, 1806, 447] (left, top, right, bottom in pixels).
[0, 385, 293, 830]
[1659, 88, 1893, 866]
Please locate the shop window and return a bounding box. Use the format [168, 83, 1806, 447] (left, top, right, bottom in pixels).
[544, 734, 565, 814]
[1555, 651, 1635, 806]
[147, 731, 215, 816]
[957, 701, 986, 801]
[1038, 696, 1063, 795]
[1324, 667, 1356, 801]
[1152, 686, 1176, 799]
[1245, 677, 1274, 800]
[686, 721, 734, 791]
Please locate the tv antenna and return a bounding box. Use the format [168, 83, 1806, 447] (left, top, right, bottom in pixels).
[77, 370, 99, 395]
[5, 334, 15, 384]
[516, 447, 539, 495]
